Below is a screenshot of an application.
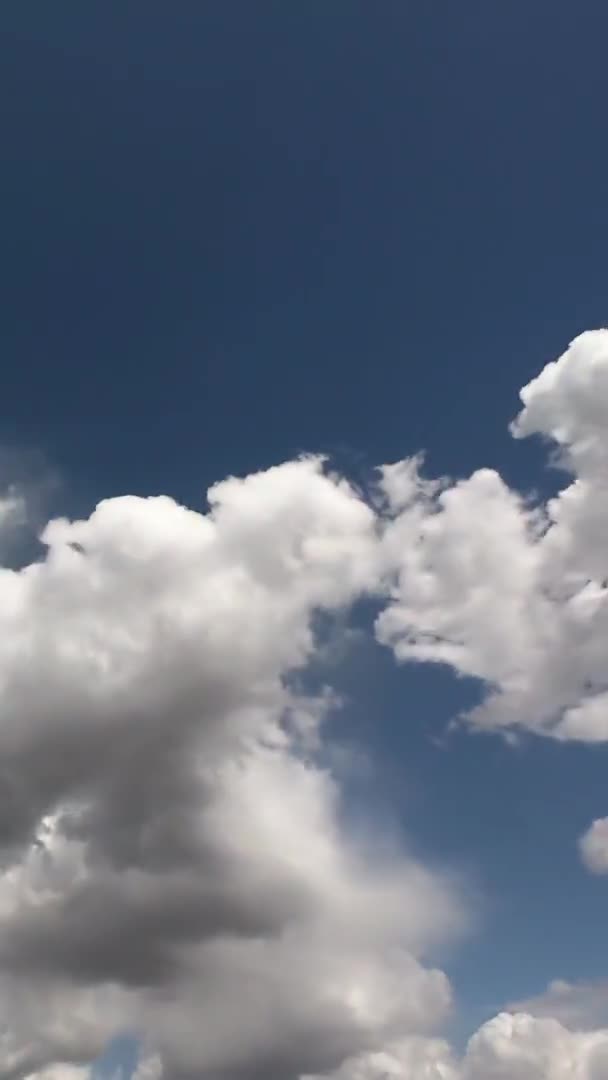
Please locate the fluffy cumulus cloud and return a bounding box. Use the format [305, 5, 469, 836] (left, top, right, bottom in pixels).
[0, 457, 461, 1080]
[461, 1011, 608, 1079]
[306, 1010, 608, 1079]
[378, 330, 608, 744]
[4, 333, 608, 1078]
[0, 489, 26, 554]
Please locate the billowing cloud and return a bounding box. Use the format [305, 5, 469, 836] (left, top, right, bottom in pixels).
[0, 457, 461, 1080]
[462, 1012, 608, 1079]
[303, 1035, 458, 1080]
[3, 333, 608, 1078]
[378, 330, 608, 743]
[509, 978, 608, 1030]
[307, 1011, 608, 1079]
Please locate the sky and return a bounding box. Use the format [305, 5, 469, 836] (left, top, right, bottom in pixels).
[3, 4, 608, 1079]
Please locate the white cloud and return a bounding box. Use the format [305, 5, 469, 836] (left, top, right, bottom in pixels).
[580, 818, 608, 874]
[0, 456, 462, 1080]
[304, 1035, 458, 1080]
[305, 1010, 608, 1080]
[377, 330, 608, 744]
[24, 1068, 91, 1080]
[4, 334, 608, 1078]
[462, 1011, 608, 1079]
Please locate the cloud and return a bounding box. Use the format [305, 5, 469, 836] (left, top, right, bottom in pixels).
[580, 818, 608, 874]
[24, 1069, 91, 1080]
[509, 978, 608, 1030]
[0, 456, 462, 1080]
[377, 330, 608, 743]
[4, 334, 608, 1078]
[303, 1035, 458, 1080]
[462, 1012, 608, 1079]
[306, 1011, 608, 1080]
[0, 979, 127, 1080]
[131, 1059, 161, 1080]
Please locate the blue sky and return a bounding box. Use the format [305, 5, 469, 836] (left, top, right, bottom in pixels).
[3, 5, 608, 1079]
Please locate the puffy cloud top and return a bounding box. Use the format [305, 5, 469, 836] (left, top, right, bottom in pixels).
[378, 330, 608, 743]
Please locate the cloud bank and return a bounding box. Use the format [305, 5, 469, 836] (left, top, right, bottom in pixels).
[2, 331, 608, 1079]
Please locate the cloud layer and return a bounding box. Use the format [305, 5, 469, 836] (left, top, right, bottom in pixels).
[2, 331, 608, 1078]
